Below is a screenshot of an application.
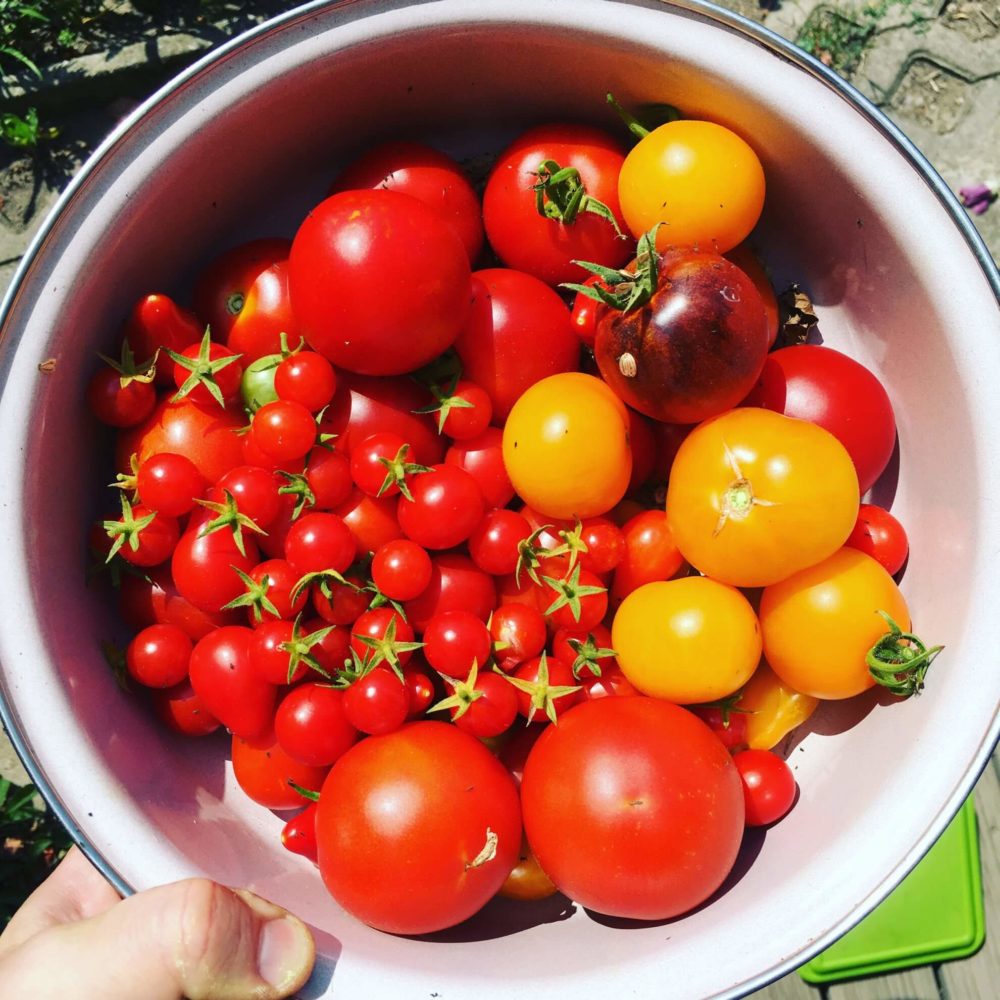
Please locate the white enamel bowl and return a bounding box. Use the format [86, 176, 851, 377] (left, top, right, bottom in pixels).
[1, 1, 999, 997]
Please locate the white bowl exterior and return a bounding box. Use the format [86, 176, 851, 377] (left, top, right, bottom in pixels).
[1, 1, 999, 997]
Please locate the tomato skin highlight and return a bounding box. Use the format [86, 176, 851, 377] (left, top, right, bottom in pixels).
[521, 697, 744, 920]
[733, 749, 797, 826]
[289, 189, 471, 376]
[316, 721, 522, 934]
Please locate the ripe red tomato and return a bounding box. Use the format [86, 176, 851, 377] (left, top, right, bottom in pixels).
[122, 293, 202, 378]
[86, 366, 157, 428]
[467, 508, 531, 576]
[188, 626, 275, 740]
[521, 697, 744, 919]
[444, 427, 514, 509]
[371, 539, 433, 601]
[330, 140, 484, 263]
[742, 345, 896, 494]
[118, 564, 239, 640]
[193, 238, 299, 364]
[454, 269, 580, 421]
[511, 654, 584, 724]
[232, 735, 329, 810]
[732, 749, 797, 826]
[482, 124, 630, 286]
[397, 464, 485, 550]
[281, 802, 319, 863]
[611, 508, 686, 606]
[283, 512, 356, 577]
[152, 679, 220, 737]
[275, 683, 359, 767]
[136, 452, 205, 518]
[125, 623, 192, 689]
[251, 399, 316, 463]
[342, 666, 410, 736]
[845, 503, 909, 576]
[315, 721, 521, 934]
[490, 603, 548, 673]
[332, 488, 402, 557]
[403, 553, 497, 634]
[422, 611, 492, 676]
[274, 351, 337, 413]
[288, 189, 471, 375]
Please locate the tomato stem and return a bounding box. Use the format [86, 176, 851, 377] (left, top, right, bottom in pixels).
[867, 612, 943, 698]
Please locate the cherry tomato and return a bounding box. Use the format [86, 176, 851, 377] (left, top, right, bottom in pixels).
[581, 665, 638, 700]
[403, 660, 437, 719]
[845, 503, 909, 576]
[444, 427, 514, 509]
[248, 619, 304, 685]
[350, 608, 418, 671]
[151, 679, 220, 737]
[86, 366, 156, 428]
[538, 564, 608, 631]
[511, 654, 583, 725]
[105, 504, 179, 568]
[299, 617, 353, 677]
[433, 380, 493, 441]
[122, 292, 202, 378]
[193, 238, 299, 364]
[274, 351, 337, 413]
[403, 554, 497, 634]
[423, 611, 492, 677]
[312, 572, 369, 627]
[371, 539, 433, 602]
[618, 119, 765, 253]
[467, 509, 532, 576]
[454, 269, 580, 421]
[446, 668, 519, 739]
[733, 749, 797, 826]
[214, 465, 282, 528]
[742, 345, 897, 494]
[333, 488, 403, 557]
[397, 464, 485, 550]
[689, 703, 749, 752]
[136, 452, 205, 518]
[304, 446, 354, 510]
[724, 243, 779, 347]
[330, 140, 484, 263]
[189, 626, 275, 739]
[289, 189, 470, 375]
[482, 124, 630, 285]
[611, 508, 686, 606]
[491, 603, 548, 674]
[759, 547, 911, 700]
[251, 399, 316, 463]
[613, 578, 761, 704]
[503, 372, 631, 520]
[595, 249, 768, 425]
[316, 721, 521, 934]
[171, 517, 260, 613]
[283, 512, 356, 577]
[281, 802, 319, 863]
[550, 622, 616, 679]
[169, 337, 243, 408]
[342, 666, 410, 736]
[666, 408, 860, 587]
[350, 431, 415, 498]
[275, 683, 359, 767]
[241, 559, 307, 624]
[232, 734, 328, 810]
[125, 623, 192, 689]
[521, 697, 744, 919]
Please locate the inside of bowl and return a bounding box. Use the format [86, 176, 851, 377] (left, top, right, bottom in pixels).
[1, 1, 999, 997]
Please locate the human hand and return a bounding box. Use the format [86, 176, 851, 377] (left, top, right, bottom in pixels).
[0, 846, 315, 999]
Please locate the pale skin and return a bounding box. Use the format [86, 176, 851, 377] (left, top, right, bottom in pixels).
[0, 847, 315, 1000]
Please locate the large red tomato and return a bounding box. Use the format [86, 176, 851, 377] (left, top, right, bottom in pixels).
[288, 190, 471, 375]
[316, 721, 522, 934]
[482, 124, 630, 286]
[330, 141, 483, 263]
[520, 697, 745, 920]
[454, 269, 580, 421]
[741, 344, 896, 494]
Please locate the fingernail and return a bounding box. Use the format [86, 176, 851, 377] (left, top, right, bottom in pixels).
[257, 914, 315, 990]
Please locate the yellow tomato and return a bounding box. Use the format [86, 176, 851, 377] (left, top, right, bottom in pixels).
[665, 408, 859, 587]
[502, 372, 631, 519]
[759, 547, 910, 700]
[612, 577, 761, 703]
[738, 662, 819, 750]
[618, 120, 765, 254]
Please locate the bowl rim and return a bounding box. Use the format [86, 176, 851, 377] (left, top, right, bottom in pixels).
[1, 0, 998, 995]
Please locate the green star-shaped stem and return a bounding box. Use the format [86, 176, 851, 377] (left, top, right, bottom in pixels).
[515, 524, 567, 587]
[413, 375, 477, 434]
[97, 337, 158, 388]
[195, 489, 267, 557]
[562, 225, 662, 314]
[429, 660, 484, 720]
[353, 615, 424, 680]
[276, 470, 316, 519]
[102, 494, 157, 562]
[221, 568, 280, 623]
[555, 518, 589, 572]
[376, 443, 432, 501]
[166, 329, 241, 408]
[566, 633, 619, 680]
[502, 653, 581, 726]
[541, 563, 607, 624]
[278, 616, 336, 683]
[109, 452, 140, 500]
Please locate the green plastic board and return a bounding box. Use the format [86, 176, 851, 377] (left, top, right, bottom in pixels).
[799, 796, 984, 984]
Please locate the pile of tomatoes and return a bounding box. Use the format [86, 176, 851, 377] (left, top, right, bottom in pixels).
[88, 104, 937, 935]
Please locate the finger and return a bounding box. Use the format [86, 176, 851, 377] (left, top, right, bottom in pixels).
[0, 877, 315, 1000]
[0, 847, 121, 956]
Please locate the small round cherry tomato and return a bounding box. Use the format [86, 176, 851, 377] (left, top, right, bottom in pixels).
[125, 623, 192, 689]
[846, 503, 909, 576]
[423, 611, 492, 677]
[397, 464, 485, 550]
[732, 749, 797, 826]
[371, 539, 433, 602]
[342, 666, 410, 735]
[274, 350, 337, 413]
[136, 452, 205, 518]
[251, 399, 316, 463]
[232, 734, 328, 810]
[275, 683, 359, 767]
[467, 509, 532, 576]
[491, 603, 548, 674]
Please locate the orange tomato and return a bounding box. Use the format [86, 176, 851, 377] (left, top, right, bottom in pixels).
[618, 120, 765, 254]
[759, 548, 910, 700]
[666, 408, 859, 587]
[502, 372, 631, 519]
[612, 577, 761, 703]
[738, 662, 819, 750]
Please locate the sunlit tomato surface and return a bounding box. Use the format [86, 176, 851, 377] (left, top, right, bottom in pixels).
[193, 238, 298, 363]
[316, 721, 521, 934]
[610, 508, 686, 606]
[594, 250, 769, 425]
[521, 697, 744, 920]
[119, 397, 246, 484]
[289, 189, 471, 375]
[618, 119, 765, 253]
[760, 547, 911, 700]
[232, 735, 329, 811]
[482, 124, 630, 286]
[613, 578, 761, 703]
[733, 749, 797, 827]
[666, 408, 860, 587]
[845, 503, 909, 576]
[503, 372, 631, 520]
[330, 140, 484, 262]
[741, 345, 896, 494]
[738, 662, 819, 750]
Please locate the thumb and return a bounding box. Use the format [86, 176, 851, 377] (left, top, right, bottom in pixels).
[0, 877, 315, 1000]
